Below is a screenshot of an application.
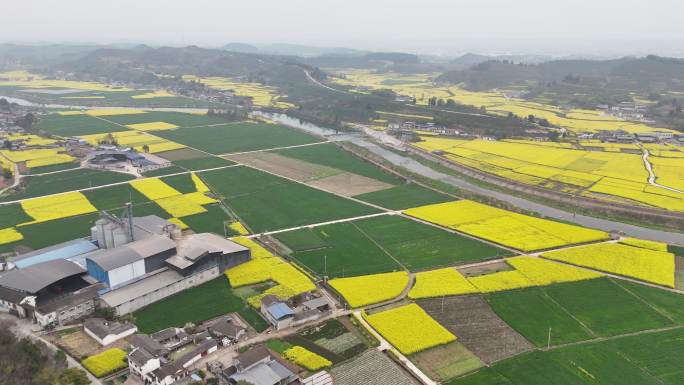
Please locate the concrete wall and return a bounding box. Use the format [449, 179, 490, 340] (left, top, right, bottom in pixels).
[112, 266, 220, 316]
[109, 260, 146, 288]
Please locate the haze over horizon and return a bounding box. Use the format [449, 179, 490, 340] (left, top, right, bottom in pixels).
[3, 0, 684, 57]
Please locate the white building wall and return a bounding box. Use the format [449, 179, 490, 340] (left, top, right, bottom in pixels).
[85, 325, 138, 346]
[108, 260, 146, 288]
[111, 266, 220, 315]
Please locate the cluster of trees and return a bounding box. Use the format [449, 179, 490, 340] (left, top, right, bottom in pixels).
[0, 320, 89, 385]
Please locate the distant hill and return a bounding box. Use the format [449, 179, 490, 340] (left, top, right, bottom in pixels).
[436, 55, 684, 92]
[448, 53, 552, 70]
[57, 45, 296, 80]
[222, 42, 259, 53]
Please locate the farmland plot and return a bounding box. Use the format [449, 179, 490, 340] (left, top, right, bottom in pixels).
[452, 328, 684, 385]
[200, 166, 378, 233]
[154, 122, 322, 155]
[418, 296, 533, 364]
[331, 349, 419, 385]
[543, 278, 672, 337]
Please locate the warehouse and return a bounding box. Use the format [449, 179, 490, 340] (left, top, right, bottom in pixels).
[98, 234, 250, 315]
[85, 235, 177, 288]
[0, 259, 102, 327]
[9, 238, 98, 269]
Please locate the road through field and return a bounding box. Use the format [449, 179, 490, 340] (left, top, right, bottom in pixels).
[642, 149, 684, 194]
[261, 112, 684, 245]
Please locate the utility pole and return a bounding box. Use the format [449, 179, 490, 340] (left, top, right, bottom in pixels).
[324, 255, 327, 275]
[547, 327, 552, 350]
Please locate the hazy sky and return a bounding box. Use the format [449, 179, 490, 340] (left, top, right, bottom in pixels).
[3, 0, 683, 55]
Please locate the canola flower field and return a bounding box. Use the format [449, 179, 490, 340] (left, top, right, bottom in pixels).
[283, 346, 333, 371]
[363, 303, 456, 355]
[81, 348, 128, 378]
[404, 200, 609, 252]
[328, 271, 409, 308]
[182, 75, 294, 109]
[225, 237, 316, 308]
[543, 242, 675, 287]
[413, 137, 684, 211]
[327, 69, 674, 134]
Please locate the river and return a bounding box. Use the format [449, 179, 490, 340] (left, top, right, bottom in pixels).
[259, 112, 684, 245]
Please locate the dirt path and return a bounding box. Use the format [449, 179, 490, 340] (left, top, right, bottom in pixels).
[642, 149, 684, 194]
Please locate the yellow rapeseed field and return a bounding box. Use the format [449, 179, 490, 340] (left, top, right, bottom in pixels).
[126, 122, 179, 131]
[155, 195, 207, 217]
[326, 69, 674, 134]
[328, 271, 409, 308]
[131, 90, 175, 99]
[81, 348, 128, 378]
[543, 243, 675, 287]
[467, 270, 536, 293]
[0, 71, 132, 92]
[404, 200, 609, 251]
[182, 75, 294, 108]
[79, 131, 185, 154]
[0, 148, 75, 168]
[363, 303, 456, 355]
[619, 237, 669, 252]
[129, 177, 217, 218]
[226, 237, 315, 307]
[20, 192, 97, 224]
[228, 221, 249, 235]
[191, 172, 210, 193]
[0, 227, 23, 245]
[408, 268, 478, 299]
[167, 217, 189, 230]
[507, 256, 603, 286]
[85, 109, 146, 116]
[413, 135, 684, 211]
[130, 178, 181, 200]
[283, 346, 332, 371]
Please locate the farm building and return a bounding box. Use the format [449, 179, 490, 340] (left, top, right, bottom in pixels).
[86, 149, 171, 173]
[128, 330, 218, 385]
[84, 318, 138, 346]
[0, 259, 103, 327]
[227, 345, 299, 385]
[204, 315, 247, 345]
[260, 295, 295, 330]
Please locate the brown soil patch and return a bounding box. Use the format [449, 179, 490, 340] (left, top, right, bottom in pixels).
[156, 147, 206, 161]
[458, 261, 512, 277]
[418, 295, 533, 364]
[308, 172, 394, 197]
[50, 329, 128, 361]
[227, 152, 339, 182]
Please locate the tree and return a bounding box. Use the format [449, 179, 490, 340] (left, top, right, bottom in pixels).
[142, 144, 150, 153]
[54, 368, 90, 385]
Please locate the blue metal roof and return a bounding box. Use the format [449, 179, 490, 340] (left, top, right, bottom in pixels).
[13, 239, 98, 269]
[266, 302, 294, 320]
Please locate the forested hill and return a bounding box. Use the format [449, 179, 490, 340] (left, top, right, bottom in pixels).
[436, 55, 684, 92]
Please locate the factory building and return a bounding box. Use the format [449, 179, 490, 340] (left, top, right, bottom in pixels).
[85, 235, 177, 288]
[99, 233, 250, 316]
[0, 259, 103, 327]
